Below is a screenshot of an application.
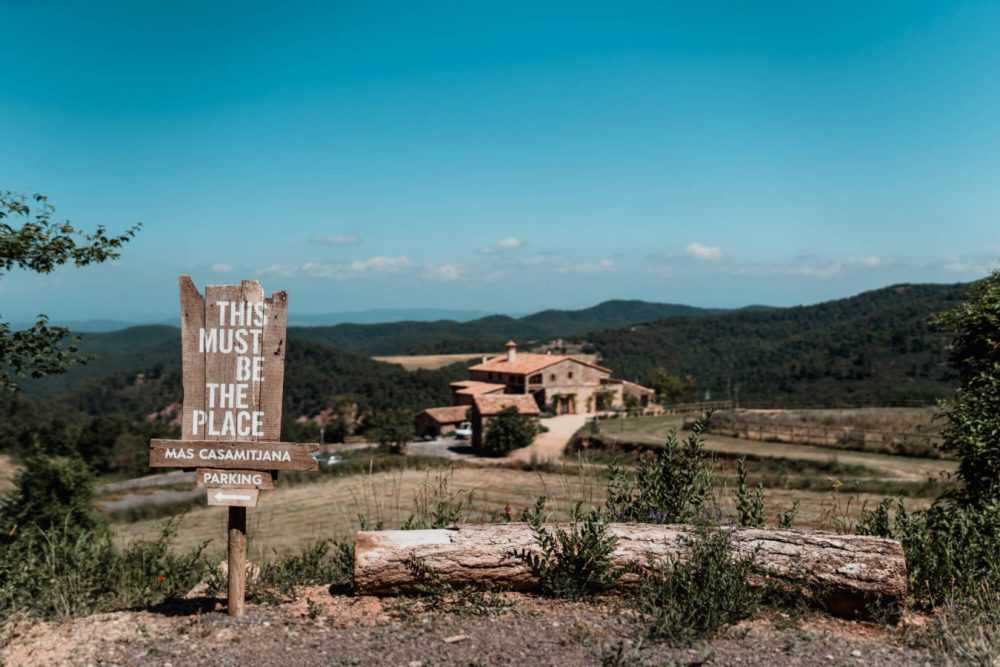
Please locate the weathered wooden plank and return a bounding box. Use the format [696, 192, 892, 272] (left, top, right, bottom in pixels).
[203, 284, 243, 442]
[179, 276, 206, 440]
[149, 439, 319, 471]
[228, 506, 248, 617]
[240, 280, 265, 441]
[354, 523, 907, 618]
[207, 488, 260, 508]
[196, 468, 274, 489]
[259, 289, 288, 441]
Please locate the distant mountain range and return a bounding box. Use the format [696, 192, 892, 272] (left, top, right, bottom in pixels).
[13, 308, 501, 332]
[15, 285, 972, 408]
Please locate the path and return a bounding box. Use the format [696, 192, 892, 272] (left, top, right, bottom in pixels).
[510, 413, 589, 462]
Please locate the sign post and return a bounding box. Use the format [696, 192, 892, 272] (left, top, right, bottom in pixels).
[149, 276, 318, 617]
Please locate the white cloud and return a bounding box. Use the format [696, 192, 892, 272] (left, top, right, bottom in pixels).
[424, 264, 462, 281]
[851, 256, 882, 268]
[496, 236, 523, 249]
[555, 259, 615, 274]
[311, 234, 360, 246]
[350, 255, 410, 272]
[479, 236, 525, 254]
[211, 263, 233, 274]
[685, 242, 722, 261]
[256, 264, 298, 278]
[258, 256, 411, 280]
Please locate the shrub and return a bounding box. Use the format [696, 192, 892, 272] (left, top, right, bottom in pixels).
[515, 504, 622, 600]
[483, 407, 537, 457]
[248, 539, 354, 603]
[402, 469, 472, 529]
[606, 417, 715, 524]
[365, 410, 415, 454]
[0, 520, 209, 620]
[734, 457, 765, 528]
[934, 269, 1000, 507]
[2, 450, 100, 535]
[632, 526, 761, 644]
[858, 500, 1000, 607]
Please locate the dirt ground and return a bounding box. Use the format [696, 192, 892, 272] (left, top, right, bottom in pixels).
[1, 588, 936, 667]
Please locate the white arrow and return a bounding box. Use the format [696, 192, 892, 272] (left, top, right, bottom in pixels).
[214, 491, 252, 502]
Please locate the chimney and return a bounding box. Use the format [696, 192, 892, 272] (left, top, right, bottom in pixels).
[505, 340, 517, 363]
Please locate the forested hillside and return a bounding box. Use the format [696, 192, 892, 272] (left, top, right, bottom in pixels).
[591, 283, 969, 406]
[289, 299, 722, 355]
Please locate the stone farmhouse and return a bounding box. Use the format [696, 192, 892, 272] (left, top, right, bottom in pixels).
[465, 341, 653, 415]
[414, 341, 653, 445]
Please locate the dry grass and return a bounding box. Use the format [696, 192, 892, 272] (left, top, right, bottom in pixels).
[115, 462, 934, 558]
[593, 415, 956, 481]
[371, 354, 489, 370]
[0, 454, 20, 493]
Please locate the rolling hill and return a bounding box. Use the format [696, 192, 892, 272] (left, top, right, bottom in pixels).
[590, 283, 969, 406]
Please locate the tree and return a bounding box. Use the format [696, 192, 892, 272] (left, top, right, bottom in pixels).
[366, 410, 415, 454]
[1, 450, 101, 536]
[483, 407, 538, 457]
[646, 367, 697, 404]
[936, 269, 1000, 506]
[0, 191, 140, 391]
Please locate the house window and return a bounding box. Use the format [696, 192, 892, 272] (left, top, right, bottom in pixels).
[568, 371, 574, 379]
[550, 374, 556, 382]
[529, 374, 542, 384]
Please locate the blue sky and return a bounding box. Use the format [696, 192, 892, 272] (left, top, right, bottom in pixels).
[1, 1, 998, 321]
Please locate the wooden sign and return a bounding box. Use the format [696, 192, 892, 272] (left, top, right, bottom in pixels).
[207, 488, 260, 508]
[150, 439, 319, 471]
[148, 276, 319, 617]
[196, 469, 275, 490]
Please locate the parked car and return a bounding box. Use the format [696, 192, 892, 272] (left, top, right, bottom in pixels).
[453, 421, 473, 439]
[310, 453, 344, 466]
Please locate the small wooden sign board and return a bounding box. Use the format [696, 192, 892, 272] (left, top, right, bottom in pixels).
[207, 488, 260, 508]
[148, 276, 318, 617]
[196, 469, 275, 490]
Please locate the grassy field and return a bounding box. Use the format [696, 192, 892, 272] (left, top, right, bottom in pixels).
[723, 407, 941, 432]
[372, 352, 601, 371]
[371, 354, 488, 370]
[117, 455, 936, 558]
[587, 415, 956, 481]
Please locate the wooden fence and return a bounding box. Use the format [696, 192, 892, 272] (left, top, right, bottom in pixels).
[707, 421, 944, 457]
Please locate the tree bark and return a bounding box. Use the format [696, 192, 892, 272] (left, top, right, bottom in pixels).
[354, 523, 906, 618]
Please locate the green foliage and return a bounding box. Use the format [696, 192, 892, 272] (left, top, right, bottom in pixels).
[515, 505, 622, 600]
[591, 282, 967, 406]
[0, 520, 209, 621]
[935, 270, 1000, 506]
[289, 299, 719, 356]
[646, 367, 698, 404]
[606, 419, 715, 524]
[593, 388, 617, 411]
[734, 457, 766, 528]
[918, 588, 1000, 667]
[2, 451, 100, 534]
[483, 406, 537, 456]
[0, 191, 140, 391]
[248, 539, 354, 603]
[857, 500, 1000, 607]
[402, 470, 472, 529]
[364, 409, 416, 454]
[633, 527, 761, 644]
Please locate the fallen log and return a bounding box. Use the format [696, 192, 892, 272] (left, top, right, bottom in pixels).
[354, 523, 906, 618]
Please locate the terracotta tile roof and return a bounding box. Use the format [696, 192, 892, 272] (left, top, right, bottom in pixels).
[418, 406, 470, 423]
[473, 394, 542, 416]
[450, 381, 506, 396]
[468, 353, 611, 376]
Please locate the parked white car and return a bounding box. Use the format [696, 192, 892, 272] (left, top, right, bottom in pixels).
[453, 421, 473, 439]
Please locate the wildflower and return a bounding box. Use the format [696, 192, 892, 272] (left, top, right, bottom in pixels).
[157, 575, 166, 582]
